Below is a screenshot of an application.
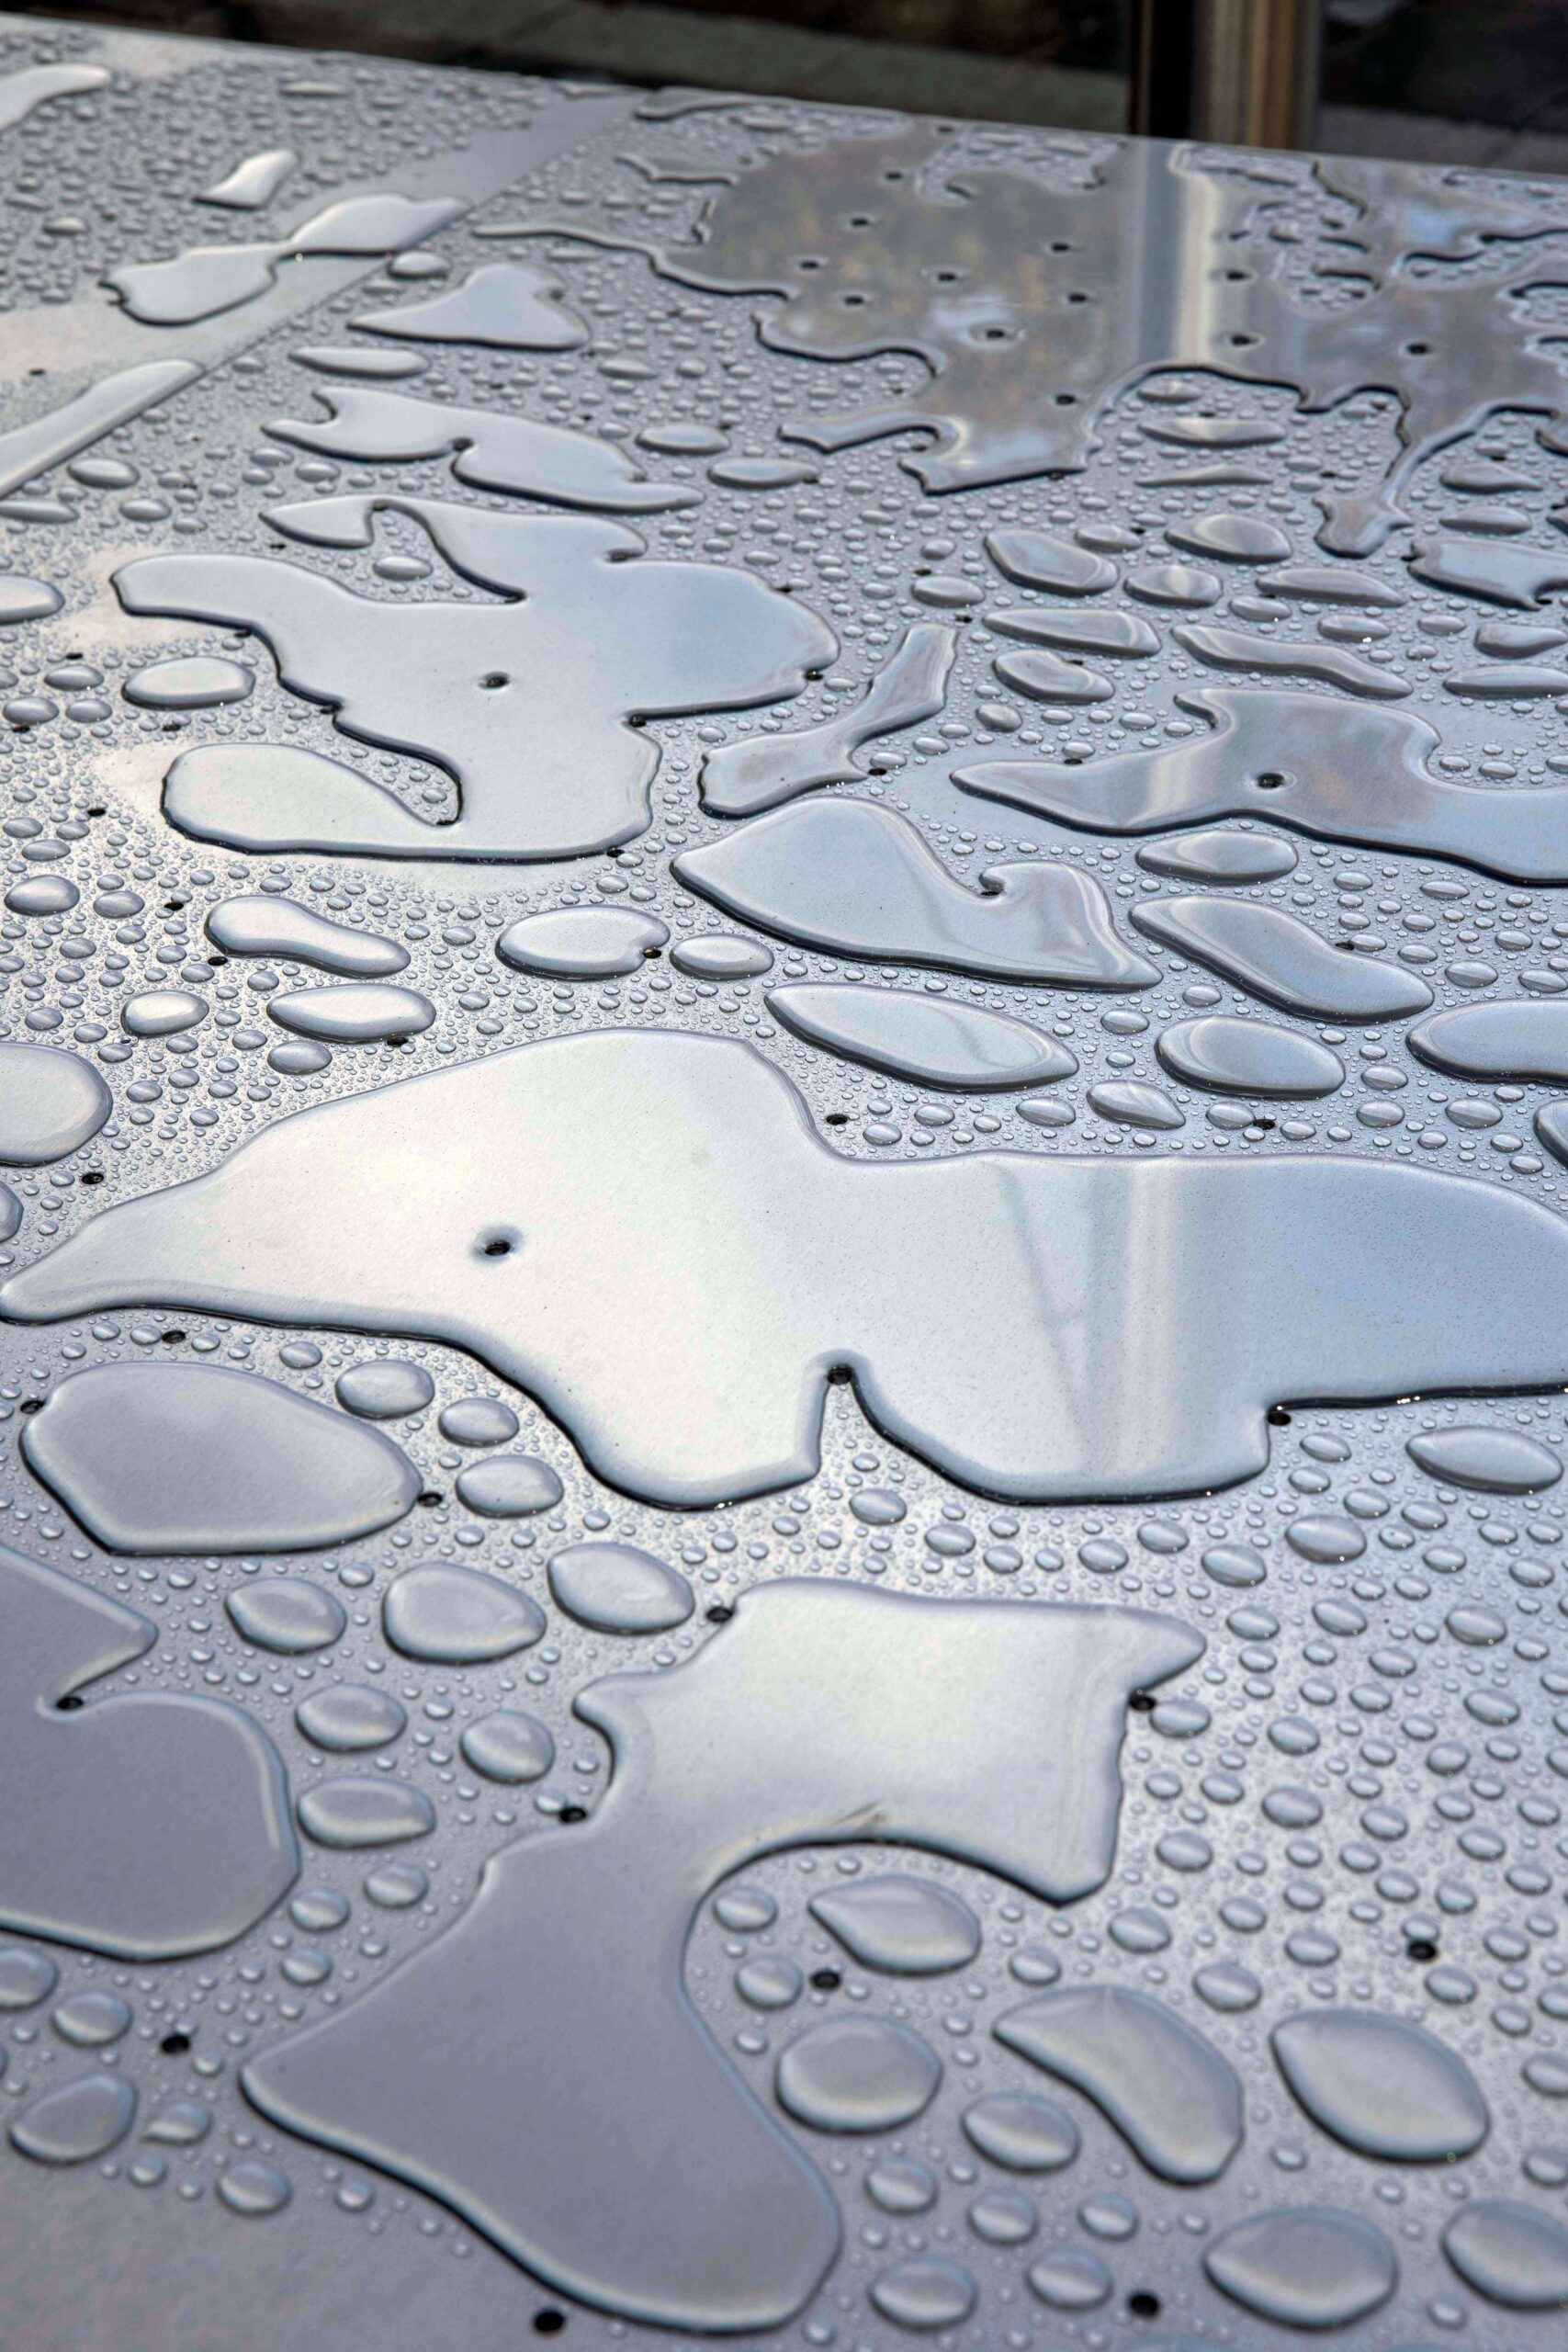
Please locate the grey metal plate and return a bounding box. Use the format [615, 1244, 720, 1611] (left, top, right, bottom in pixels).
[5, 14, 1568, 2346]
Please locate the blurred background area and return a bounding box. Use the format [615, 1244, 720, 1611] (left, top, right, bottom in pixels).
[11, 0, 1568, 166]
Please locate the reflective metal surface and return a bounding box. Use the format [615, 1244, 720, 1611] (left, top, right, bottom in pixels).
[6, 16, 1568, 2346]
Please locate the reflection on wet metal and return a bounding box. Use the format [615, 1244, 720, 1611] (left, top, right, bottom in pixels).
[4, 24, 1568, 2341]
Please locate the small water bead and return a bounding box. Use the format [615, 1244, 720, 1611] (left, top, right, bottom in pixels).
[289, 1888, 351, 1933]
[962, 2089, 1079, 2174]
[227, 1579, 346, 1655]
[1195, 1962, 1262, 2011]
[459, 1711, 555, 1783]
[382, 1564, 545, 1663]
[269, 1040, 332, 1075]
[866, 2155, 938, 2212]
[736, 1955, 804, 2009]
[123, 658, 253, 709]
[335, 1360, 434, 1419]
[868, 2257, 976, 2331]
[1287, 1515, 1366, 1563]
[5, 876, 77, 916]
[121, 989, 209, 1038]
[850, 1487, 905, 1526]
[142, 2099, 213, 2146]
[547, 1544, 694, 1634]
[713, 1885, 776, 1933]
[809, 1876, 979, 1973]
[1204, 2207, 1396, 2328]
[1027, 2245, 1111, 2310]
[53, 1990, 132, 2045]
[1201, 1540, 1267, 1587]
[456, 1453, 563, 1516]
[671, 934, 773, 978]
[775, 2018, 942, 2132]
[0, 1949, 57, 2008]
[11, 2074, 136, 2164]
[1109, 1906, 1170, 1953]
[296, 1684, 407, 1752]
[364, 1864, 429, 1908]
[1407, 1424, 1562, 1493]
[1442, 2199, 1568, 2308]
[297, 1779, 436, 1847]
[217, 2161, 292, 2216]
[439, 1396, 520, 1446]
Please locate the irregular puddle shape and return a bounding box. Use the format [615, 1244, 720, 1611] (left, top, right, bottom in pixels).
[671, 933, 773, 978]
[643, 130, 1568, 548]
[1088, 1079, 1183, 1129]
[496, 907, 669, 978]
[456, 1453, 562, 1515]
[0, 1043, 110, 1165]
[297, 1779, 435, 1849]
[355, 260, 588, 348]
[121, 989, 207, 1038]
[1135, 828, 1296, 881]
[266, 387, 694, 510]
[959, 685, 1568, 883]
[1144, 413, 1283, 449]
[547, 1543, 694, 1633]
[227, 1580, 346, 1656]
[459, 1711, 554, 1782]
[21, 1363, 419, 1552]
[0, 575, 62, 626]
[335, 1360, 433, 1418]
[986, 529, 1115, 594]
[0, 1542, 296, 1959]
[1475, 618, 1568, 656]
[1540, 1100, 1568, 1168]
[675, 801, 1155, 988]
[962, 2090, 1079, 2171]
[198, 147, 297, 209]
[995, 1985, 1242, 2182]
[809, 1877, 980, 1973]
[1272, 2009, 1488, 2160]
[243, 1581, 1197, 2331]
[1204, 2207, 1397, 2327]
[108, 195, 466, 325]
[206, 894, 407, 977]
[128, 499, 831, 862]
[297, 1685, 406, 1752]
[700, 624, 954, 815]
[11, 1027, 1568, 1506]
[1407, 1423, 1562, 1491]
[381, 1563, 545, 1663]
[777, 2017, 941, 2131]
[994, 647, 1113, 703]
[1442, 2200, 1568, 2308]
[11, 2075, 135, 2165]
[267, 984, 434, 1043]
[769, 983, 1077, 1090]
[1409, 535, 1568, 607]
[1132, 895, 1431, 1020]
[1157, 1016, 1343, 1097]
[1174, 621, 1411, 697]
[123, 656, 253, 708]
[1411, 1000, 1568, 1080]
[0, 62, 108, 134]
[990, 607, 1158, 657]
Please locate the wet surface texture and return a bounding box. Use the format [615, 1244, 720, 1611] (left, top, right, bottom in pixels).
[6, 21, 1568, 2349]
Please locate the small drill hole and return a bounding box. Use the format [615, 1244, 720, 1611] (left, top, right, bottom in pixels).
[824, 1113, 849, 1126]
[160, 1329, 186, 1345]
[810, 1968, 841, 1992]
[483, 1238, 513, 1258]
[533, 2312, 567, 2336]
[479, 673, 509, 690]
[80, 1170, 103, 1185]
[1256, 771, 1286, 790]
[705, 1604, 734, 1624]
[17, 1398, 42, 1415]
[160, 2031, 191, 2055]
[57, 1693, 84, 1712]
[558, 1804, 588, 1826]
[1407, 1936, 1438, 1962]
[417, 1489, 444, 1508]
[1267, 1404, 1292, 1426]
[1128, 1690, 1156, 1713]
[1128, 2290, 1161, 2320]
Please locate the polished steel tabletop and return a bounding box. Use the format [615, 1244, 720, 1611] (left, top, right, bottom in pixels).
[4, 14, 1568, 2345]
